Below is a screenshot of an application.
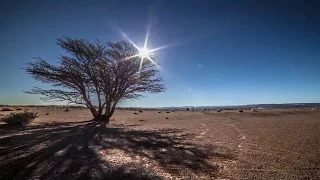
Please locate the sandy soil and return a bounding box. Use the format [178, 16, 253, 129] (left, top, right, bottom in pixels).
[0, 107, 320, 179]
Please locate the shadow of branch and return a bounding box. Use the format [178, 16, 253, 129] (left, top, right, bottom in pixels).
[0, 121, 234, 179]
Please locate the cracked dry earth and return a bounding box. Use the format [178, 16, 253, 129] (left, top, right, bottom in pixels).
[0, 107, 320, 179]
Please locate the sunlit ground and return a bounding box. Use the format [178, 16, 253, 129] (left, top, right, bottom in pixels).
[1, 107, 320, 179]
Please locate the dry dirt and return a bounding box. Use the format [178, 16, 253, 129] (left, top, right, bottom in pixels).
[0, 107, 320, 179]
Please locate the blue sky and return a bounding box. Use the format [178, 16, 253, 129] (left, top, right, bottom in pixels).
[1, 0, 320, 107]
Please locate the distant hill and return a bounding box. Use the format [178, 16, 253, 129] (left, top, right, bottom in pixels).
[160, 103, 320, 110]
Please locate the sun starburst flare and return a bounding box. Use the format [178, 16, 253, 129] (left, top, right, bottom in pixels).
[119, 26, 170, 77]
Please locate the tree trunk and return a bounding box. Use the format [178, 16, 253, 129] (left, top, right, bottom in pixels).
[104, 100, 118, 121]
[88, 106, 98, 118]
[100, 100, 118, 122]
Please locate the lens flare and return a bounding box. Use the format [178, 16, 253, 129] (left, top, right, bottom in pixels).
[119, 23, 172, 77]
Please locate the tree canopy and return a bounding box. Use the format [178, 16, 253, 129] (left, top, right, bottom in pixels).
[26, 37, 165, 120]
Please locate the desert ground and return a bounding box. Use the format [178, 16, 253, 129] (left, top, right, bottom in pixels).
[0, 107, 320, 179]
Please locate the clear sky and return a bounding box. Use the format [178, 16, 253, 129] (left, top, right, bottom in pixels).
[1, 0, 320, 107]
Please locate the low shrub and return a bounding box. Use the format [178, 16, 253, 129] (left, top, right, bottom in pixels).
[1, 111, 38, 126]
[166, 111, 170, 113]
[1, 108, 14, 111]
[45, 112, 50, 115]
[158, 112, 161, 113]
[15, 108, 23, 110]
[133, 112, 138, 114]
[165, 117, 169, 119]
[139, 110, 143, 113]
[238, 109, 244, 113]
[64, 109, 70, 112]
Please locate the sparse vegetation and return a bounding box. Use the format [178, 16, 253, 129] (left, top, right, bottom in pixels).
[238, 109, 244, 113]
[1, 108, 14, 111]
[1, 111, 38, 126]
[166, 111, 170, 113]
[45, 112, 50, 115]
[64, 109, 70, 112]
[15, 108, 23, 110]
[139, 110, 143, 113]
[133, 112, 138, 115]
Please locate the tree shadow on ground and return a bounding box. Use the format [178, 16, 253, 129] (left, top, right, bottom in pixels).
[0, 121, 234, 179]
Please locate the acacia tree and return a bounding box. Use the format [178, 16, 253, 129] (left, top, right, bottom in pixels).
[26, 38, 165, 120]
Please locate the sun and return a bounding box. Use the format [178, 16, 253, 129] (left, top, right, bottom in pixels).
[118, 24, 171, 77]
[138, 48, 150, 58]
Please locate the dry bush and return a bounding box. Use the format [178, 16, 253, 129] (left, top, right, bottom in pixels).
[165, 117, 169, 119]
[251, 109, 258, 112]
[158, 112, 161, 113]
[166, 111, 170, 113]
[139, 110, 143, 113]
[45, 113, 50, 115]
[1, 111, 38, 126]
[238, 109, 244, 113]
[133, 112, 138, 115]
[15, 108, 23, 111]
[216, 110, 222, 112]
[1, 108, 14, 111]
[64, 109, 70, 112]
